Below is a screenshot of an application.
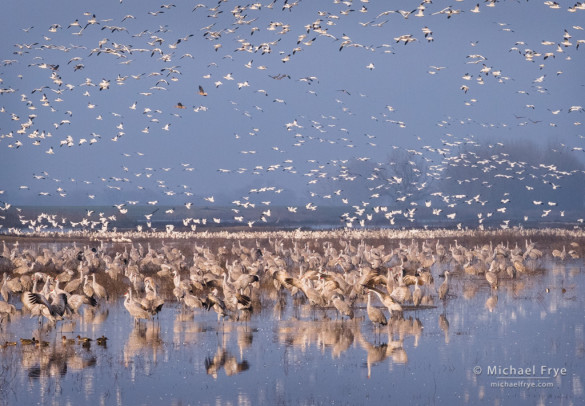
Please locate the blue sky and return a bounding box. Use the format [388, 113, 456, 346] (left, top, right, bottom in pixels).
[1, 0, 584, 228]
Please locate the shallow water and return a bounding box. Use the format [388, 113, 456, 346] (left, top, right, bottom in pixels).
[1, 260, 584, 406]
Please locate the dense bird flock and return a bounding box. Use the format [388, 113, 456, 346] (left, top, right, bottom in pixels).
[1, 0, 585, 233]
[0, 229, 582, 328]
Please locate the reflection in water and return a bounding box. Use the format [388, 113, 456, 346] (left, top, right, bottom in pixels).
[388, 315, 423, 344]
[356, 330, 407, 378]
[277, 319, 359, 356]
[410, 318, 424, 347]
[205, 345, 250, 378]
[459, 259, 585, 403]
[509, 279, 529, 297]
[2, 334, 101, 406]
[0, 250, 582, 405]
[462, 283, 479, 301]
[18, 340, 98, 406]
[202, 324, 251, 379]
[271, 293, 287, 321]
[320, 321, 355, 359]
[439, 313, 449, 344]
[82, 307, 110, 326]
[574, 375, 584, 398]
[485, 295, 498, 312]
[22, 340, 97, 380]
[357, 336, 389, 379]
[123, 322, 163, 374]
[237, 326, 254, 359]
[277, 315, 419, 377]
[172, 310, 210, 347]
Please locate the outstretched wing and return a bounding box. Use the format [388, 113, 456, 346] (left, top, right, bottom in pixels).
[27, 292, 57, 316]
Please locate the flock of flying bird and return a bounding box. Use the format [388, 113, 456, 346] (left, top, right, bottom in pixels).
[1, 0, 585, 233]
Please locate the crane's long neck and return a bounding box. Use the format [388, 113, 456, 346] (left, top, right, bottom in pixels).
[41, 278, 51, 296]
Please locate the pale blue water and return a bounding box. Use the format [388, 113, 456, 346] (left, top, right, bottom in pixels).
[1, 260, 583, 405]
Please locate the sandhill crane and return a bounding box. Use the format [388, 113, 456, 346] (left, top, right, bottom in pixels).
[391, 274, 411, 304]
[232, 273, 259, 293]
[64, 269, 84, 293]
[1, 274, 9, 302]
[412, 279, 422, 307]
[171, 269, 191, 302]
[27, 291, 72, 323]
[286, 275, 325, 310]
[366, 292, 387, 329]
[22, 275, 51, 320]
[0, 299, 16, 322]
[270, 268, 299, 295]
[2, 273, 24, 301]
[207, 288, 228, 321]
[141, 278, 164, 316]
[232, 291, 253, 321]
[68, 294, 98, 313]
[438, 271, 450, 301]
[552, 246, 566, 261]
[91, 274, 108, 300]
[485, 269, 498, 290]
[222, 273, 238, 311]
[331, 294, 354, 320]
[463, 260, 481, 276]
[83, 275, 94, 298]
[523, 241, 543, 260]
[302, 278, 327, 308]
[511, 255, 525, 276]
[123, 290, 151, 323]
[180, 291, 208, 310]
[365, 286, 403, 314]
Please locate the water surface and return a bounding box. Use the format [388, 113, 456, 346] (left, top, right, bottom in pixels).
[1, 259, 583, 405]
